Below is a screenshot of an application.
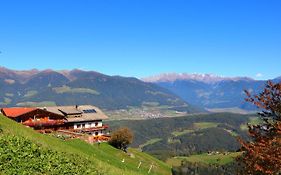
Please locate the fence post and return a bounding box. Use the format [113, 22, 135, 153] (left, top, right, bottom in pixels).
[148, 163, 153, 174]
[137, 161, 142, 169]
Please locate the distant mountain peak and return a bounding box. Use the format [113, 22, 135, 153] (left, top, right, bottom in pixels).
[142, 73, 254, 83]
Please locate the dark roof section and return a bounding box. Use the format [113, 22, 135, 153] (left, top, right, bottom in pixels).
[58, 107, 82, 115]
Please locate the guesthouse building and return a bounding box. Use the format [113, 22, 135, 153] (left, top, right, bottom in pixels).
[1, 105, 109, 137]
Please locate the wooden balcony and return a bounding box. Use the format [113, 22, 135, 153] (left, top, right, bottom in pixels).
[23, 119, 65, 127]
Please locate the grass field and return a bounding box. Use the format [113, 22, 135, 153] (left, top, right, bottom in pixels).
[53, 85, 100, 95]
[0, 115, 171, 175]
[23, 90, 38, 97]
[0, 97, 12, 105]
[139, 138, 162, 149]
[16, 101, 57, 107]
[193, 122, 219, 129]
[240, 117, 262, 130]
[171, 121, 235, 137]
[206, 107, 257, 114]
[166, 152, 242, 167]
[224, 129, 239, 136]
[172, 129, 194, 137]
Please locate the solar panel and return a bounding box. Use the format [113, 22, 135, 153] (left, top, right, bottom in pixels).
[83, 109, 97, 113]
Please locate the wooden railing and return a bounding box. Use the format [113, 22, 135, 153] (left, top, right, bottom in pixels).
[23, 119, 65, 127]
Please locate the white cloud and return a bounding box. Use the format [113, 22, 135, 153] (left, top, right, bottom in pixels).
[255, 73, 263, 78]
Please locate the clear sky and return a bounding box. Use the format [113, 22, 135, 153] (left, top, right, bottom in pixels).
[0, 0, 280, 79]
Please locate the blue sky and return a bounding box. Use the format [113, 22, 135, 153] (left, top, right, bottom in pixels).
[0, 0, 280, 79]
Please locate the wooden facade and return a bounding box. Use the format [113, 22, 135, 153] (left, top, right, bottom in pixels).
[1, 108, 66, 130]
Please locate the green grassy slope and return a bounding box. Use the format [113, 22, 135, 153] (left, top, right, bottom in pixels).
[0, 115, 171, 175]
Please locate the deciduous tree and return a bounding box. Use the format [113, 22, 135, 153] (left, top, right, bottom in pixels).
[109, 127, 133, 152]
[239, 81, 281, 174]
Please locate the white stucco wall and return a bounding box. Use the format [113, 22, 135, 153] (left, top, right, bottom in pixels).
[74, 121, 102, 130]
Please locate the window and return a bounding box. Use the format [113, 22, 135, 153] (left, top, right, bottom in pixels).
[82, 124, 85, 128]
[95, 122, 98, 126]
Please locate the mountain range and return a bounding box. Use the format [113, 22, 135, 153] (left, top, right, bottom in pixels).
[143, 73, 281, 111]
[0, 67, 191, 111]
[142, 73, 254, 83]
[1, 67, 280, 112]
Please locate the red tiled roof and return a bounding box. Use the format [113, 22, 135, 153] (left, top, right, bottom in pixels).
[1, 107, 36, 118]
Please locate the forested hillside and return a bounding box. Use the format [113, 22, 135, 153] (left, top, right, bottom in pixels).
[108, 113, 258, 174]
[108, 113, 255, 160]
